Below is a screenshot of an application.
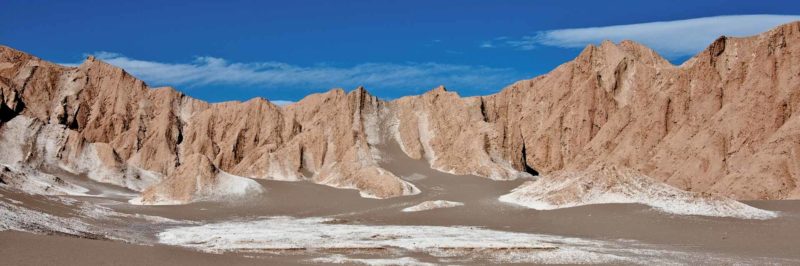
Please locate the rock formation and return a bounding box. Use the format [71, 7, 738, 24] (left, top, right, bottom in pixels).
[0, 22, 798, 204]
[482, 22, 800, 200]
[132, 154, 262, 205]
[0, 48, 422, 203]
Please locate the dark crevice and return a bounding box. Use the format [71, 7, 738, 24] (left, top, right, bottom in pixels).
[175, 119, 184, 145]
[0, 104, 17, 122]
[67, 118, 79, 130]
[479, 97, 489, 122]
[175, 128, 183, 144]
[320, 140, 328, 166]
[67, 105, 80, 130]
[709, 36, 727, 66]
[56, 103, 68, 125]
[0, 167, 7, 184]
[298, 145, 304, 170]
[135, 115, 146, 151]
[710, 36, 727, 56]
[0, 98, 24, 123]
[521, 143, 539, 176]
[298, 145, 312, 178]
[173, 117, 184, 167]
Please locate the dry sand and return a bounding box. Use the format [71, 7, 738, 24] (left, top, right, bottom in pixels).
[0, 230, 304, 266]
[2, 141, 799, 264]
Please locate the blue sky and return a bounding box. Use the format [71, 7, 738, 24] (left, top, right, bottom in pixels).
[2, 1, 800, 103]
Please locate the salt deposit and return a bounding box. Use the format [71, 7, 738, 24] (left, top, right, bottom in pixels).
[402, 200, 464, 212]
[499, 165, 778, 219]
[156, 216, 771, 264]
[310, 255, 436, 266]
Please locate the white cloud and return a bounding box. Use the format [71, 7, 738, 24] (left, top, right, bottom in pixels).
[67, 53, 517, 95]
[480, 37, 509, 49]
[269, 100, 295, 106]
[503, 15, 800, 57]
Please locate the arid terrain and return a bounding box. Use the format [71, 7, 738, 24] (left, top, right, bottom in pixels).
[1, 22, 800, 265]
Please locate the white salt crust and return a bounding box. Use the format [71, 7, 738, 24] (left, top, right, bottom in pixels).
[500, 171, 778, 220]
[402, 200, 464, 212]
[155, 216, 776, 264]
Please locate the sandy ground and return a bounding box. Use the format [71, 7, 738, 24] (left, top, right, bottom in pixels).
[2, 140, 800, 264]
[0, 230, 306, 266]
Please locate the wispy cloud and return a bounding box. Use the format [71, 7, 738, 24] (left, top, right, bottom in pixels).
[269, 100, 295, 106]
[480, 37, 508, 49]
[494, 15, 800, 57]
[67, 52, 518, 95]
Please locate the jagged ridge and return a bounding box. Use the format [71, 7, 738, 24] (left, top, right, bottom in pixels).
[0, 21, 799, 204]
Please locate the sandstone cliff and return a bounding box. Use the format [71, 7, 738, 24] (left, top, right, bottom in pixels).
[0, 22, 798, 204]
[0, 48, 420, 203]
[482, 22, 800, 200]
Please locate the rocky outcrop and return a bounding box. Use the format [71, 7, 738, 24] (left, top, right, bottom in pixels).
[0, 47, 421, 203]
[132, 154, 262, 205]
[387, 21, 800, 200]
[0, 22, 798, 203]
[390, 86, 532, 180]
[480, 22, 800, 200]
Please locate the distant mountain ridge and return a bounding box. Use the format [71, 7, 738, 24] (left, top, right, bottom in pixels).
[1, 21, 798, 204]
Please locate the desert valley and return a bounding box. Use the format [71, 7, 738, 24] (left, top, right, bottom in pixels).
[2, 17, 800, 265]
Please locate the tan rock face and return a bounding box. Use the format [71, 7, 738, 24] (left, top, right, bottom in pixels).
[137, 154, 219, 204]
[134, 153, 263, 205]
[390, 86, 532, 180]
[0, 48, 420, 203]
[0, 22, 798, 203]
[478, 23, 800, 200]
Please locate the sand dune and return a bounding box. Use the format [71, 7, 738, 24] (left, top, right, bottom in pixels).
[500, 165, 777, 219]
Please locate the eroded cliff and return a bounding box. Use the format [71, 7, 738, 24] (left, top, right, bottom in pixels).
[1, 22, 798, 204]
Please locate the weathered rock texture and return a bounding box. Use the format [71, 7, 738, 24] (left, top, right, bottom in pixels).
[132, 154, 263, 205]
[480, 23, 800, 200]
[0, 48, 421, 203]
[0, 22, 798, 203]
